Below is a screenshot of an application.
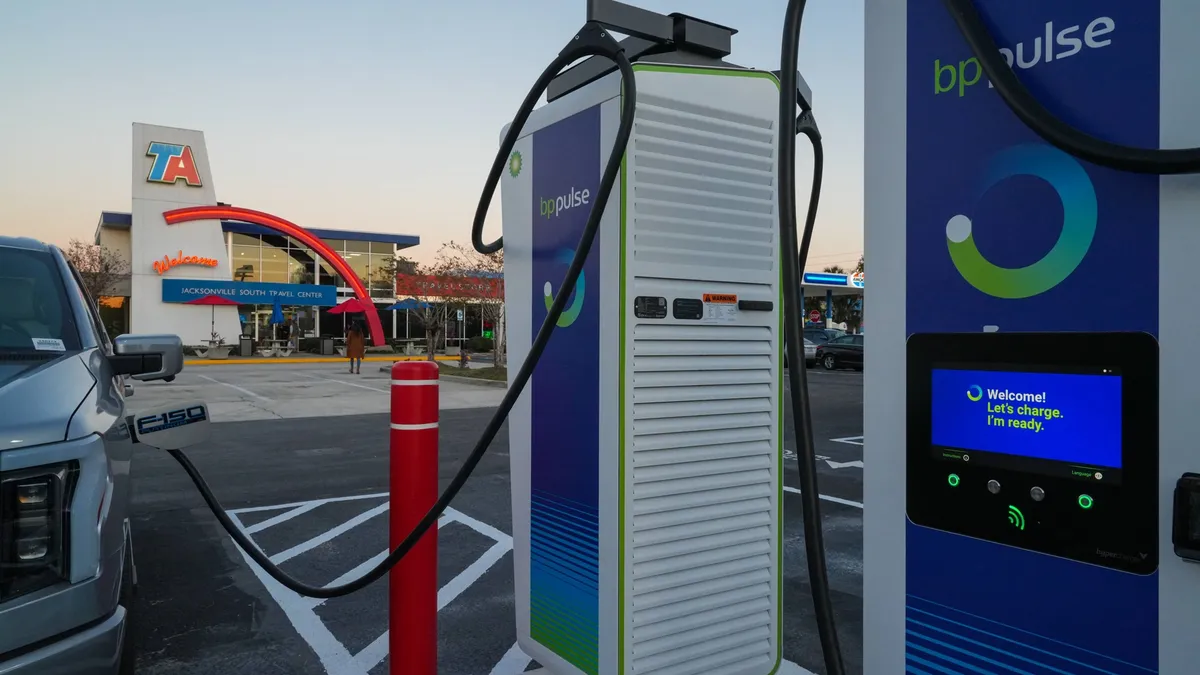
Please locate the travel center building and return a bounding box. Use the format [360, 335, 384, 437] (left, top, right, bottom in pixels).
[94, 123, 419, 346]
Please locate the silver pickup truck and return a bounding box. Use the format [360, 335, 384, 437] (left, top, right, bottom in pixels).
[0, 236, 183, 674]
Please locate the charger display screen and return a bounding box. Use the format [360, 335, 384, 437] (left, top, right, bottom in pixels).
[931, 367, 1123, 475]
[908, 332, 1158, 574]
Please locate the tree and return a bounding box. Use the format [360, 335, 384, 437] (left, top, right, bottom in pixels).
[64, 238, 129, 300]
[436, 241, 505, 365]
[855, 254, 864, 275]
[391, 254, 457, 361]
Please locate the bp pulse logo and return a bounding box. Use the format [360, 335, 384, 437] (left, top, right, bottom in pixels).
[508, 151, 523, 178]
[967, 385, 983, 402]
[542, 248, 585, 327]
[945, 143, 1097, 299]
[146, 142, 202, 187]
[540, 187, 591, 219]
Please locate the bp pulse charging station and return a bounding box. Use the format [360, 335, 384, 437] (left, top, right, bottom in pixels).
[500, 7, 787, 674]
[866, 1, 1200, 673]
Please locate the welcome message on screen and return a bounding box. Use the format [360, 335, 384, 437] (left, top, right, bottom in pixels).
[931, 368, 1123, 468]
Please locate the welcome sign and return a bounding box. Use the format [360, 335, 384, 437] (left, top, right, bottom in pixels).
[161, 278, 338, 306]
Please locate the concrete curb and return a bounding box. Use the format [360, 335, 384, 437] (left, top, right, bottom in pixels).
[440, 373, 507, 388]
[377, 365, 507, 388]
[185, 355, 458, 366]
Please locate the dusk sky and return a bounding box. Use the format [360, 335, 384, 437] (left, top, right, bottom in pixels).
[0, 0, 864, 270]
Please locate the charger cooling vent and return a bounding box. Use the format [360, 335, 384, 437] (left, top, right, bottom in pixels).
[623, 81, 780, 675]
[629, 90, 777, 276]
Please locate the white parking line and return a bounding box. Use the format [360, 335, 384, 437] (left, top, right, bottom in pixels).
[350, 537, 514, 672]
[784, 485, 863, 509]
[228, 498, 515, 675]
[297, 372, 389, 393]
[824, 459, 864, 469]
[228, 511, 359, 675]
[269, 502, 390, 565]
[830, 435, 864, 446]
[304, 514, 452, 610]
[490, 642, 533, 675]
[244, 502, 323, 535]
[229, 491, 389, 515]
[197, 374, 271, 401]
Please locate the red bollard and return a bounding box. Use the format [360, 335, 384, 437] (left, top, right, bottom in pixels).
[389, 360, 439, 675]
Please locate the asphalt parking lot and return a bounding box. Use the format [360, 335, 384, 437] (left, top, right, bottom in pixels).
[128, 363, 864, 675]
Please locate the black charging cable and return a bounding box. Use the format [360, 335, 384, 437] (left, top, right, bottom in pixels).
[777, 1, 848, 673]
[167, 21, 637, 599]
[943, 0, 1200, 175]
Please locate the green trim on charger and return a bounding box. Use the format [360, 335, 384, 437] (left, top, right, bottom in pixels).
[620, 62, 785, 675]
[617, 79, 629, 675]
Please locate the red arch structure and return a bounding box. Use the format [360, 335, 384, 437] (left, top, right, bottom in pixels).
[163, 205, 387, 347]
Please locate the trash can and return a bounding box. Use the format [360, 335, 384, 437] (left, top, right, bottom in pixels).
[239, 336, 253, 357]
[320, 336, 335, 356]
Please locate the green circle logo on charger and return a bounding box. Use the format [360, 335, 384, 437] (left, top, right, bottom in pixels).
[542, 247, 585, 328]
[946, 144, 1097, 299]
[966, 385, 983, 402]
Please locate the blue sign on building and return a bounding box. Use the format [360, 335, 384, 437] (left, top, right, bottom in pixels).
[161, 279, 338, 306]
[802, 272, 849, 286]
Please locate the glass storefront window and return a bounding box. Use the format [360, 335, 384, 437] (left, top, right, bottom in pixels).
[289, 258, 313, 285]
[344, 239, 370, 254]
[368, 252, 395, 298]
[343, 250, 370, 287]
[370, 242, 394, 255]
[289, 236, 310, 251]
[294, 307, 316, 338]
[260, 245, 289, 283]
[321, 238, 344, 253]
[317, 260, 343, 288]
[232, 245, 259, 281]
[261, 234, 289, 251]
[230, 233, 260, 247]
[288, 248, 316, 279]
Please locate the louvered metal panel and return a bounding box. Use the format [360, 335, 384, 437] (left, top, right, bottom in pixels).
[624, 81, 780, 675]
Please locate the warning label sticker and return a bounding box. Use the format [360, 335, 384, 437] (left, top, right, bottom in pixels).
[702, 293, 738, 324]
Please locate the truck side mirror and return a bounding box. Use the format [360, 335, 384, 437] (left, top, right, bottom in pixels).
[111, 334, 185, 382]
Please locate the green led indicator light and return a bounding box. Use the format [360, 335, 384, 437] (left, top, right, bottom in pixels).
[1007, 505, 1025, 530]
[1078, 494, 1094, 509]
[948, 473, 960, 487]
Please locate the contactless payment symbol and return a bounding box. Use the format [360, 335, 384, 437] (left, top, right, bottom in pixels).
[543, 248, 585, 327]
[946, 143, 1097, 299]
[967, 385, 983, 402]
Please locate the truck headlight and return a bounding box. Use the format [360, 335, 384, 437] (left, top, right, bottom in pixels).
[0, 463, 77, 601]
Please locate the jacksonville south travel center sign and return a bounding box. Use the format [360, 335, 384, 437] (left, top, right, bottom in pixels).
[161, 279, 338, 306]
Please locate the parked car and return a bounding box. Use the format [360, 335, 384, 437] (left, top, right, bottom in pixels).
[783, 338, 818, 368]
[0, 236, 184, 674]
[804, 327, 846, 345]
[815, 333, 864, 371]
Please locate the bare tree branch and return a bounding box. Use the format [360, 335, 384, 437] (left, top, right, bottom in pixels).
[435, 241, 506, 365]
[64, 238, 129, 300]
[389, 254, 459, 361]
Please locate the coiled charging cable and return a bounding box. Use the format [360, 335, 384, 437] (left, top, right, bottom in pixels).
[168, 21, 636, 599]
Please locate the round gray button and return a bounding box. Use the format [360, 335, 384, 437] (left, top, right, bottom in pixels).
[987, 479, 1001, 494]
[1031, 486, 1045, 502]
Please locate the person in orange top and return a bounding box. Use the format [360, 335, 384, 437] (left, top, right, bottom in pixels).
[346, 319, 366, 374]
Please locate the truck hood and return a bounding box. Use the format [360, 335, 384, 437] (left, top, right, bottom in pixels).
[0, 354, 96, 451]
